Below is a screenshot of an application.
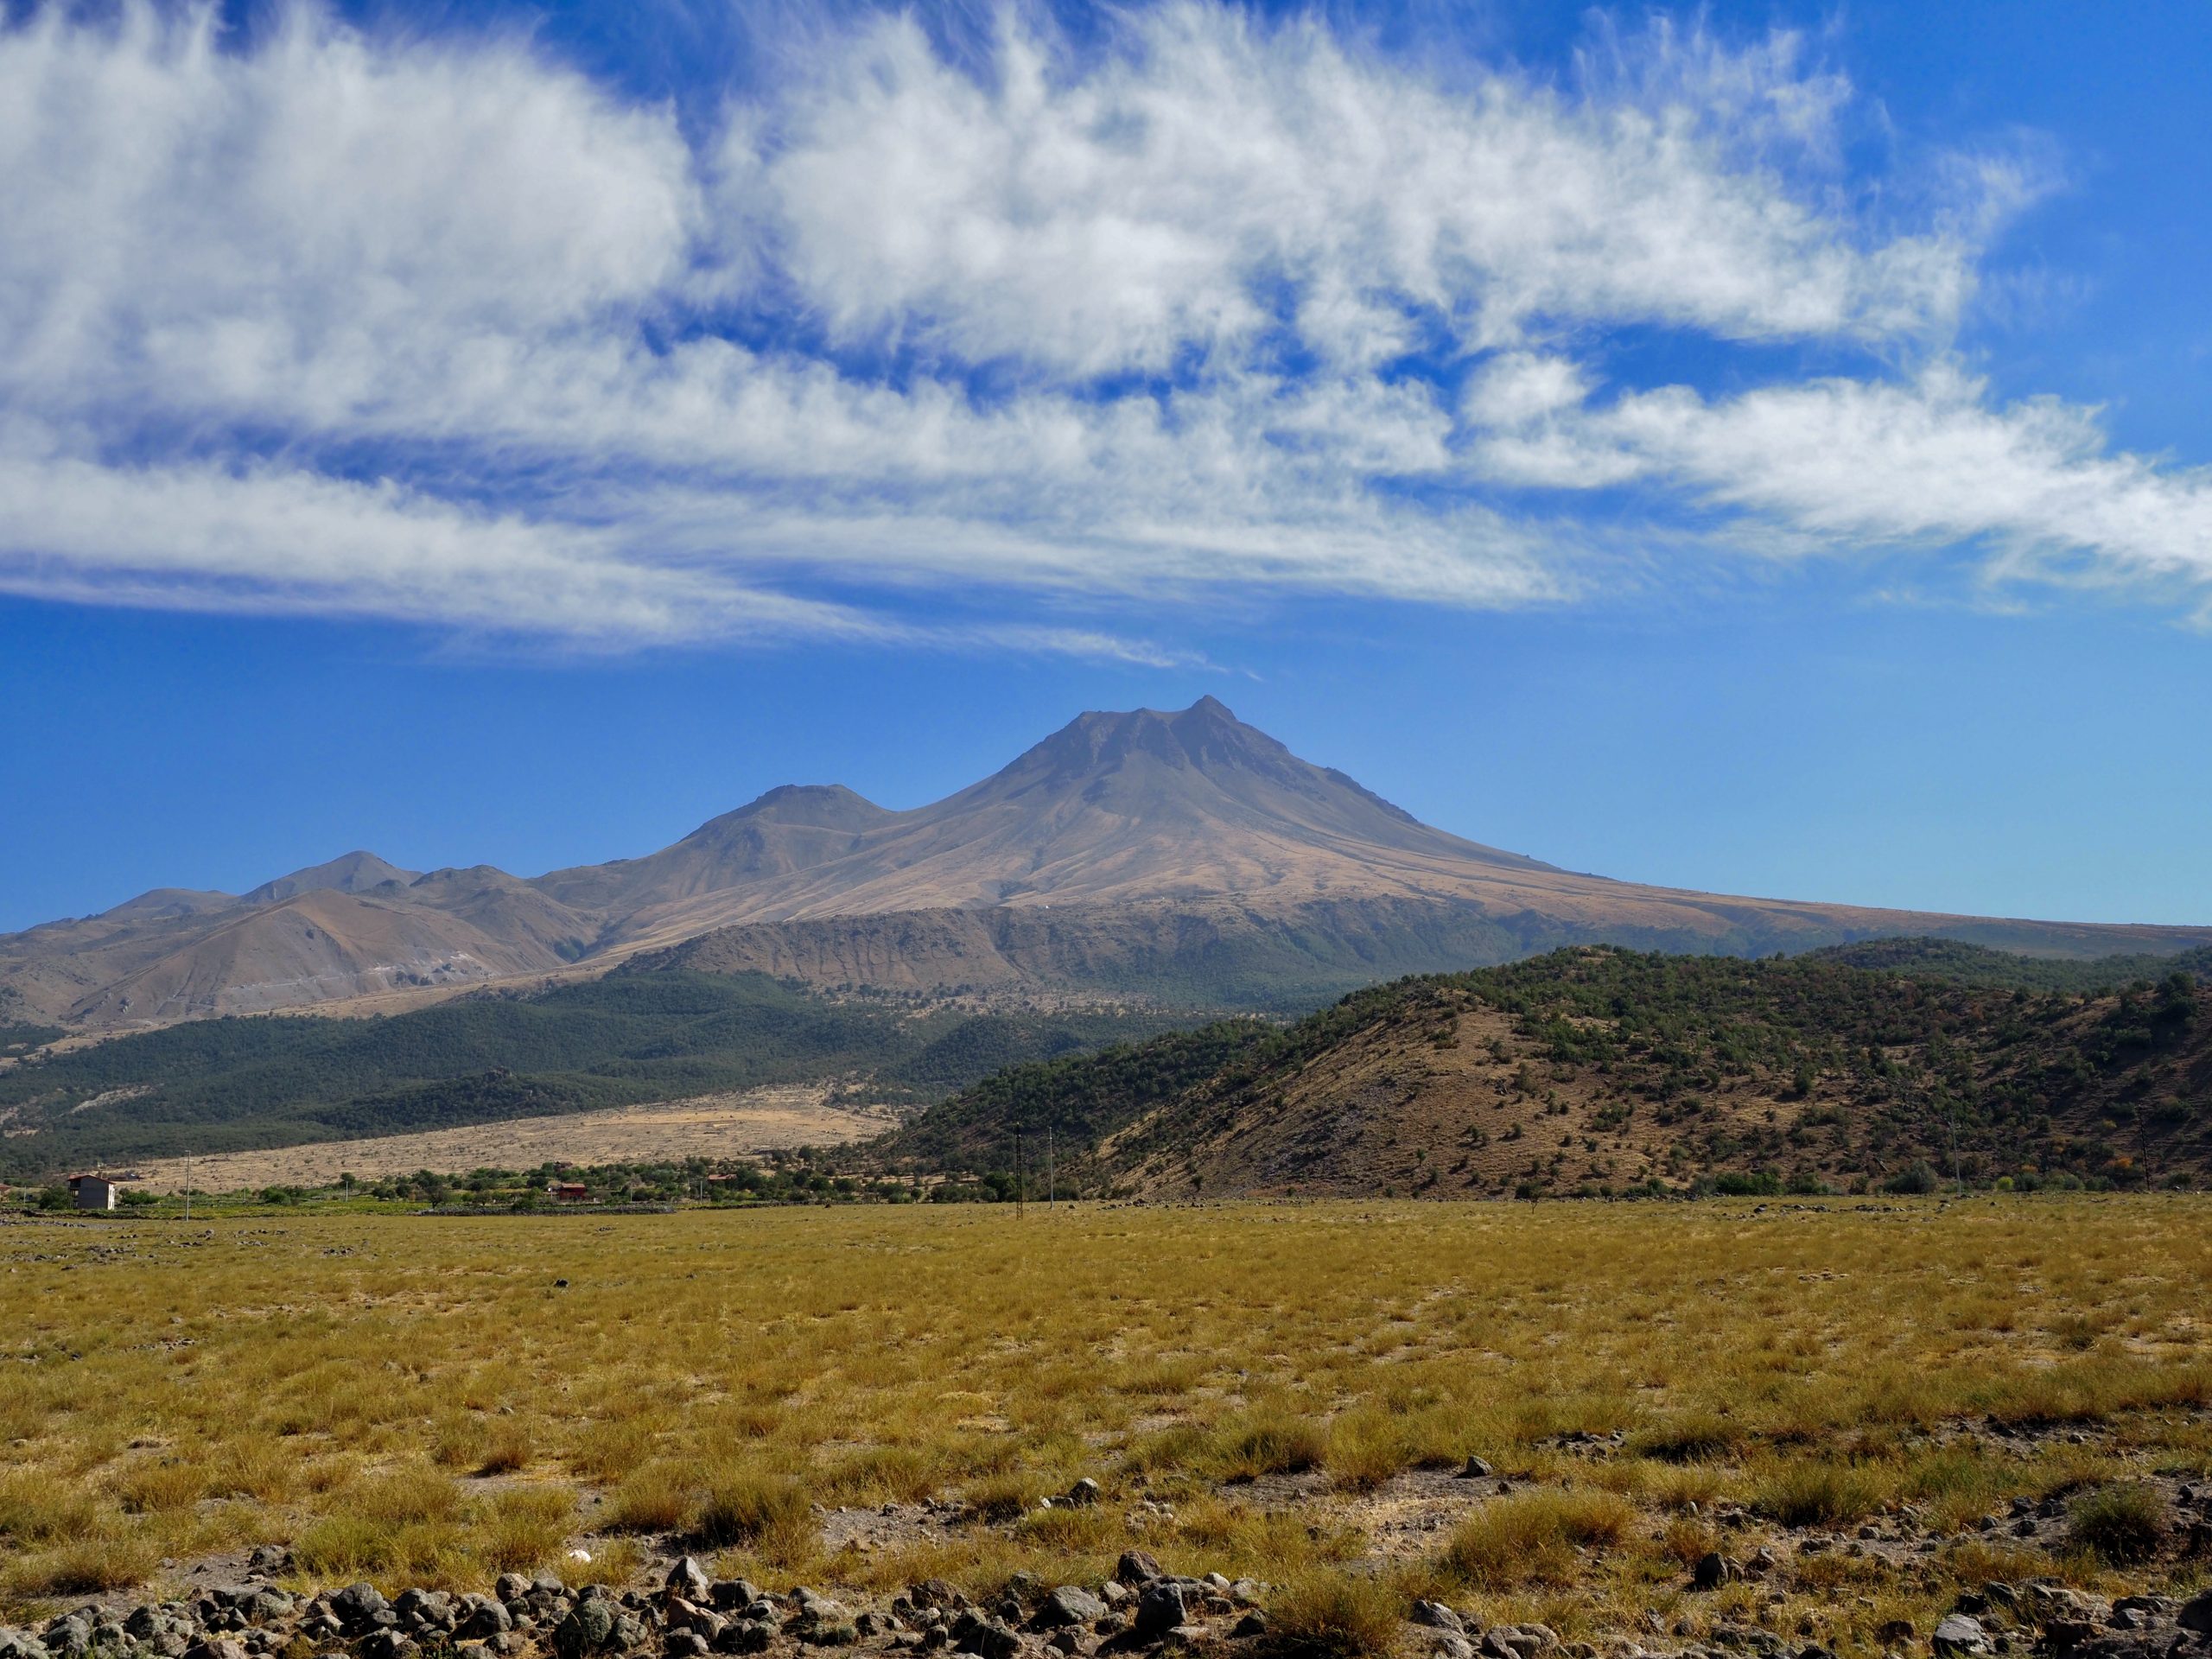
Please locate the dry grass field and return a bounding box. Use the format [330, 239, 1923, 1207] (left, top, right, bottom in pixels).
[2, 1198, 2208, 1650]
[122, 1089, 893, 1192]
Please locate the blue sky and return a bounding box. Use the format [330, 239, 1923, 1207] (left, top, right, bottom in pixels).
[3, 0, 2209, 931]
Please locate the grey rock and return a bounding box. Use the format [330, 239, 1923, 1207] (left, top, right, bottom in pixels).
[1931, 1615, 1987, 1657]
[332, 1587, 392, 1635]
[359, 1637, 418, 1659]
[553, 1599, 618, 1659]
[396, 1592, 456, 1633]
[41, 1621, 90, 1659]
[1114, 1552, 1164, 1588]
[1065, 1479, 1103, 1509]
[496, 1577, 533, 1609]
[1431, 1639, 1477, 1659]
[2180, 1593, 2212, 1637]
[667, 1637, 709, 1659]
[1037, 1590, 1104, 1630]
[1231, 1613, 1268, 1641]
[1412, 1603, 1465, 1635]
[1481, 1628, 1557, 1659]
[0, 1637, 49, 1659]
[1459, 1456, 1494, 1479]
[667, 1560, 714, 1605]
[455, 1646, 493, 1659]
[711, 1622, 774, 1656]
[457, 1597, 514, 1641]
[1693, 1554, 1739, 1592]
[613, 1614, 647, 1650]
[1134, 1586, 1186, 1640]
[949, 1615, 1021, 1659]
[182, 1643, 245, 1659]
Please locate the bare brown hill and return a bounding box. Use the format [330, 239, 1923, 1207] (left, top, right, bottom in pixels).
[8, 697, 2210, 1029]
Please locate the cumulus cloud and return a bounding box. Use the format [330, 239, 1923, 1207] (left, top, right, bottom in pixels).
[0, 0, 2202, 646]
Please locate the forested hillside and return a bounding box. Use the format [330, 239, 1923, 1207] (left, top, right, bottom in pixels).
[0, 973, 1198, 1177]
[870, 944, 2212, 1198]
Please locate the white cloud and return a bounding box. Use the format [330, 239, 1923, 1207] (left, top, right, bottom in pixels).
[1503, 363, 2212, 596]
[0, 0, 2203, 646]
[742, 5, 1973, 374]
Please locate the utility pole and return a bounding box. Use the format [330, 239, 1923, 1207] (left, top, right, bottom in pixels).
[1014, 1125, 1025, 1218]
[183, 1150, 191, 1224]
[1046, 1128, 1055, 1209]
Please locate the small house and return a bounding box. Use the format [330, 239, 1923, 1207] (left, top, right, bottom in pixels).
[72, 1174, 120, 1211]
[547, 1182, 589, 1202]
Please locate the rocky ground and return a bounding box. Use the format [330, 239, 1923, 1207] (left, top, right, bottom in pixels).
[3, 1540, 2208, 1659]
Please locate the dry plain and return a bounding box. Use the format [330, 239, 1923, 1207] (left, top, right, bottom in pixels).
[122, 1090, 892, 1192]
[2, 1198, 2208, 1652]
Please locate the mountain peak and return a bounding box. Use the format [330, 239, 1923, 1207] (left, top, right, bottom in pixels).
[245, 850, 419, 906]
[702, 784, 891, 836]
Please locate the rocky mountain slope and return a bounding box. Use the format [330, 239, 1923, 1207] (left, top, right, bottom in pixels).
[9, 699, 2209, 1029]
[870, 944, 2212, 1198]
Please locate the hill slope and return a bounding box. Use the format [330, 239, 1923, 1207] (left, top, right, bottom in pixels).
[872, 945, 2212, 1198]
[0, 974, 1198, 1178]
[9, 698, 2210, 1029]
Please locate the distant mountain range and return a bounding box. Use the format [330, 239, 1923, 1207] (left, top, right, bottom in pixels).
[7, 697, 2209, 1031]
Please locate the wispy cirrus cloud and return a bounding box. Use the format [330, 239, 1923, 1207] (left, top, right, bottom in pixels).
[0, 0, 2203, 649]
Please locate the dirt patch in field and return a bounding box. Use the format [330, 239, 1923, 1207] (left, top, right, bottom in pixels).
[126, 1087, 897, 1191]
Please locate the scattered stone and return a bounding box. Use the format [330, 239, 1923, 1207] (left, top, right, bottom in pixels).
[1479, 1625, 1557, 1659]
[551, 1599, 617, 1659]
[666, 1560, 715, 1604]
[1115, 1553, 1165, 1588]
[1065, 1479, 1103, 1508]
[1931, 1614, 1988, 1656]
[716, 1620, 776, 1655]
[457, 1597, 513, 1642]
[1231, 1613, 1268, 1641]
[1411, 1603, 1466, 1635]
[332, 1587, 392, 1636]
[396, 1591, 456, 1633]
[1693, 1554, 1740, 1592]
[1460, 1456, 1494, 1479]
[947, 1613, 1020, 1659]
[1037, 1590, 1104, 1630]
[1135, 1586, 1187, 1640]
